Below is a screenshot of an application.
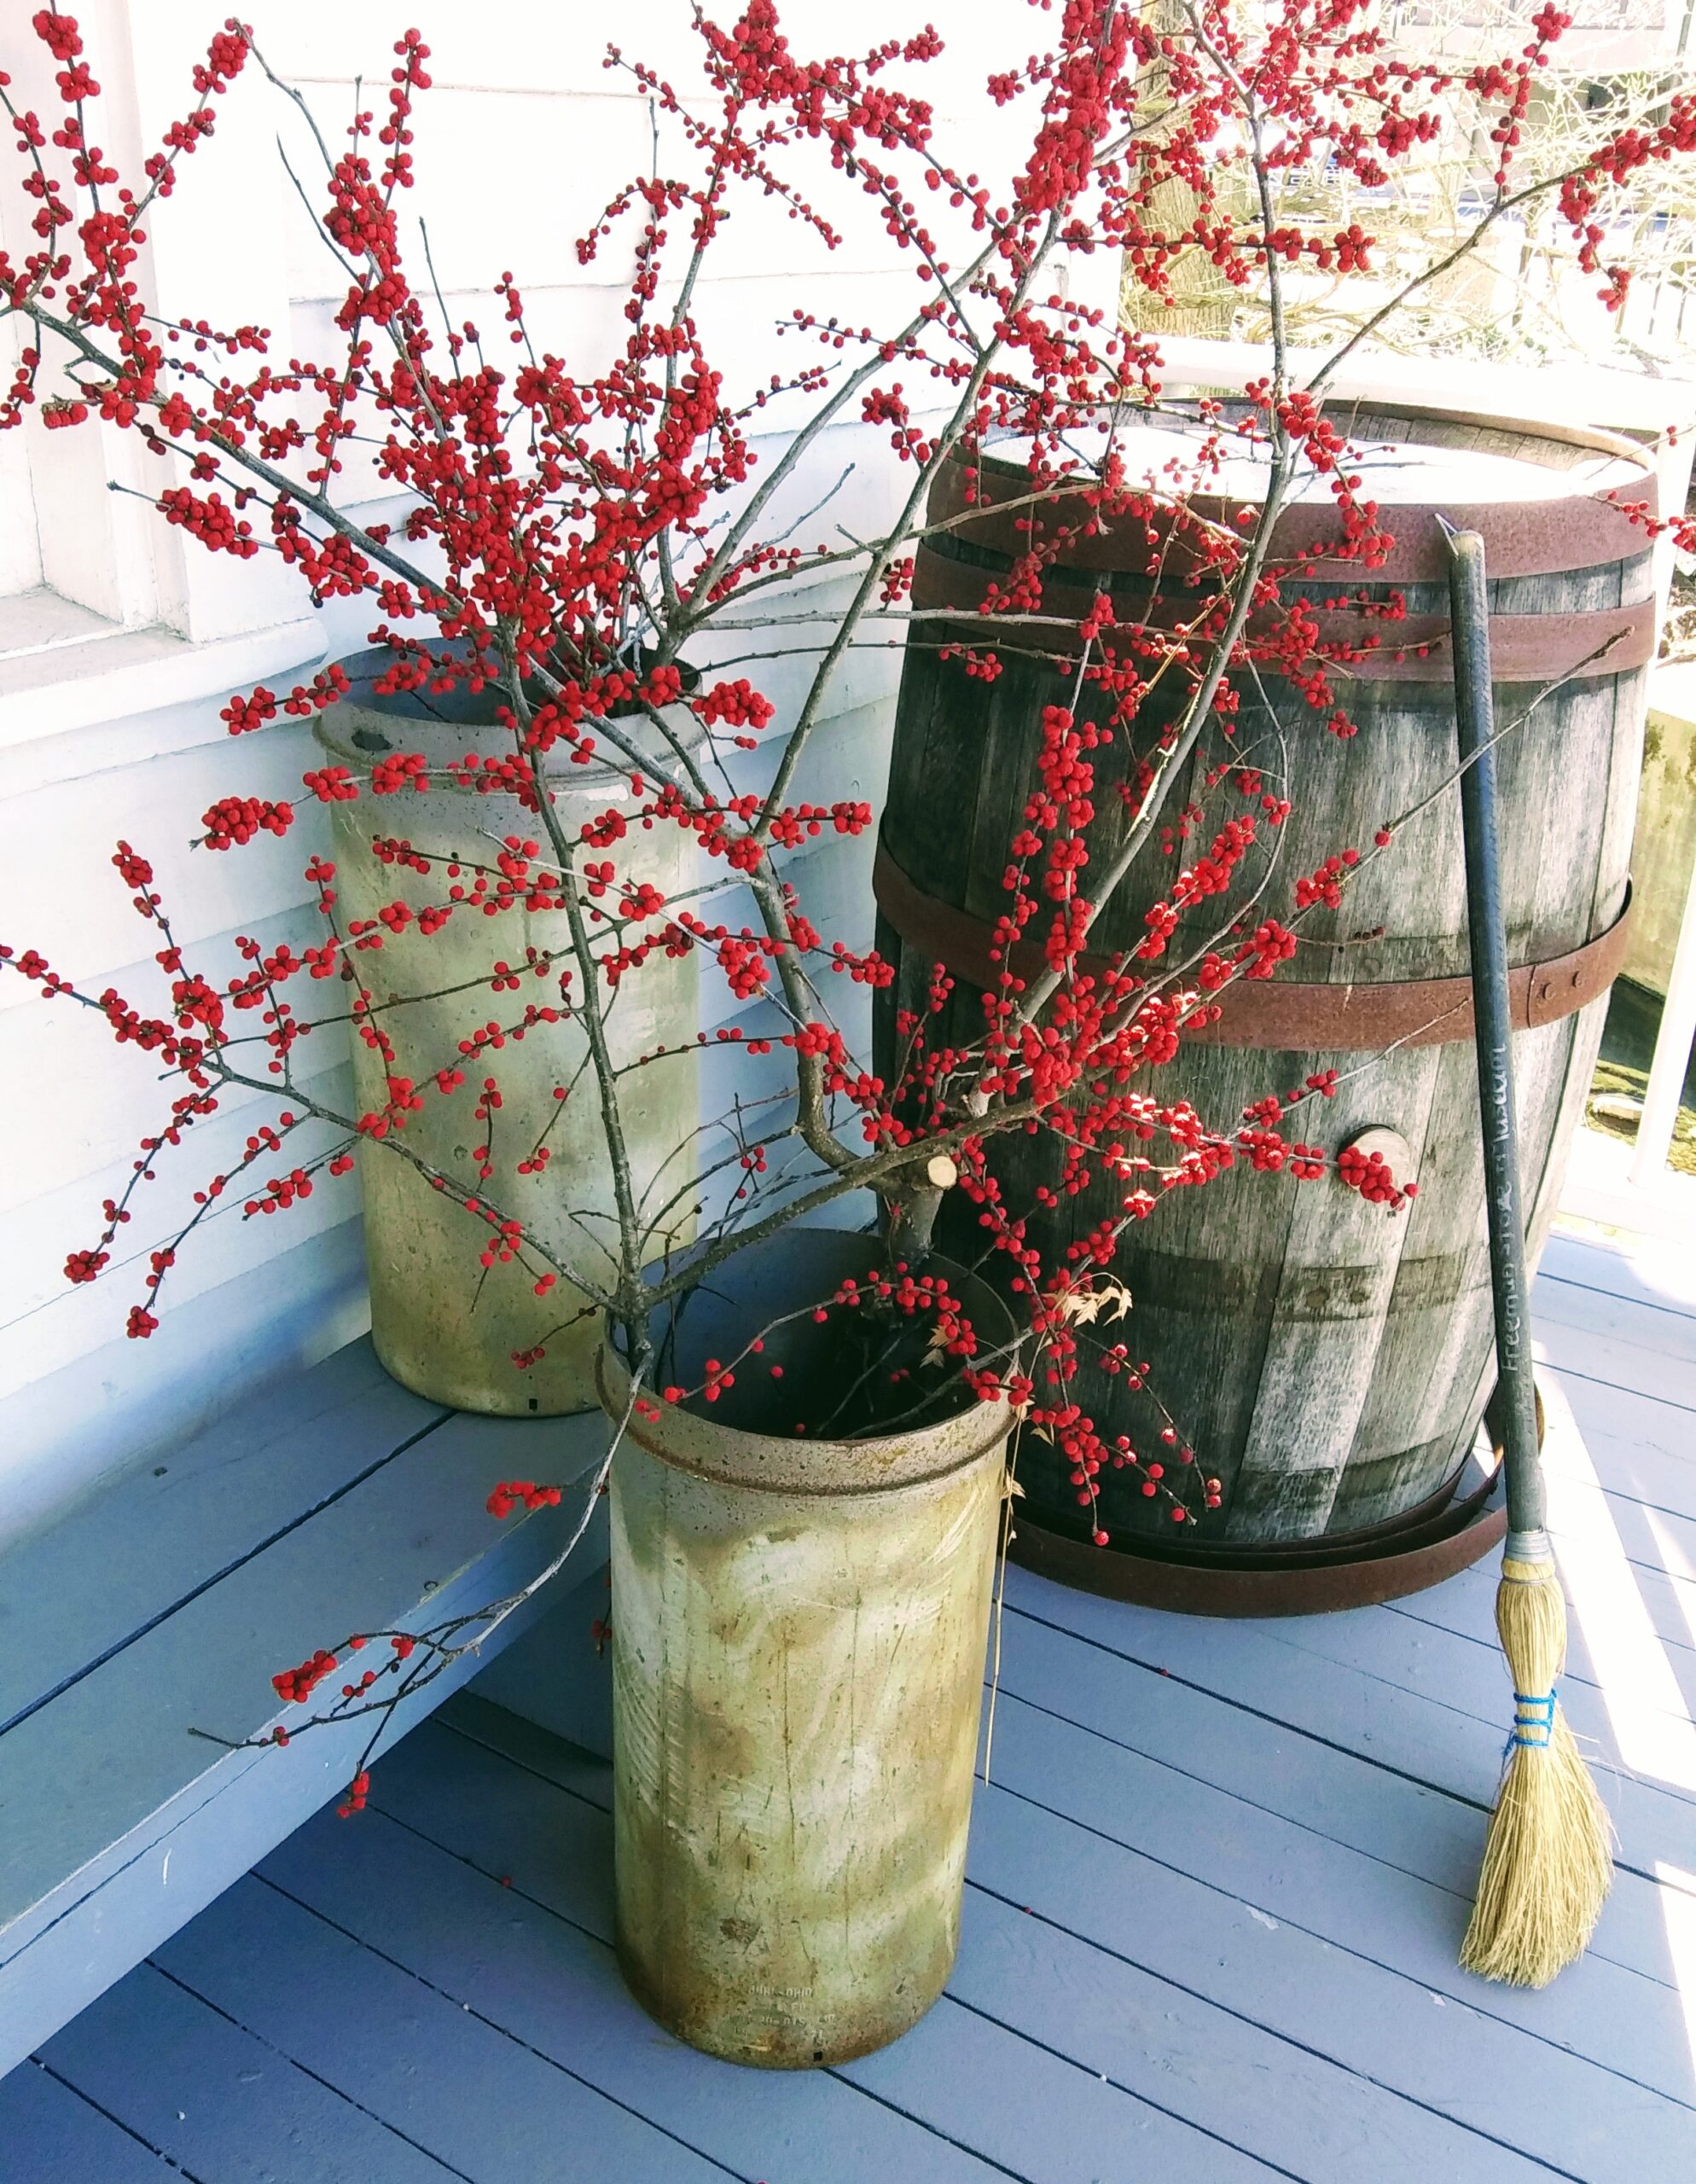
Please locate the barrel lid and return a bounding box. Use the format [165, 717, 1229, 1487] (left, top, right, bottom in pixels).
[1053, 415, 1649, 507]
[314, 643, 706, 793]
[944, 409, 1658, 579]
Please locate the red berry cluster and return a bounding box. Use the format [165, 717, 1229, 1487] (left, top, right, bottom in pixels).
[336, 1769, 372, 1819]
[9, 0, 1676, 1764]
[485, 1480, 564, 1519]
[1337, 1143, 1418, 1213]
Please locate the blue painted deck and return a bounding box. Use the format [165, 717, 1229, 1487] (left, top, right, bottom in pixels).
[6, 1224, 1696, 2184]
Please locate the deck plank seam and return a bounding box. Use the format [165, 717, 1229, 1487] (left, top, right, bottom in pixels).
[1539, 1519, 1696, 1588]
[961, 1877, 1589, 2182]
[1532, 1296, 1696, 1354]
[819, 2067, 1034, 2184]
[1388, 1568, 1696, 1637]
[1538, 1268, 1696, 1326]
[141, 1958, 479, 2184]
[1386, 1606, 1696, 1677]
[980, 1774, 1696, 2123]
[1538, 1359, 1696, 1423]
[442, 1653, 1696, 1976]
[435, 1713, 611, 1807]
[985, 1678, 1684, 1981]
[26, 2057, 211, 2184]
[998, 1604, 1689, 1895]
[933, 1987, 1301, 2184]
[1002, 1601, 1496, 1815]
[990, 1607, 1676, 1896]
[427, 1716, 1487, 2167]
[1191, 1618, 1696, 1818]
[355, 1763, 1272, 2184]
[260, 1830, 1042, 2184]
[0, 1739, 268, 1971]
[448, 1681, 1696, 1913]
[247, 1863, 758, 2184]
[0, 1406, 456, 1743]
[356, 1751, 1305, 2181]
[987, 1681, 1483, 1898]
[380, 1765, 1101, 2181]
[429, 1714, 1694, 2115]
[1543, 1471, 1696, 1538]
[1004, 1591, 1696, 1814]
[1380, 1595, 1696, 1690]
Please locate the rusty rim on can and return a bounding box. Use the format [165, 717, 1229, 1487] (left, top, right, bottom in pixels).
[596, 1229, 1019, 1496]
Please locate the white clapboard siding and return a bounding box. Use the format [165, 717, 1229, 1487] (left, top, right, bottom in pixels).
[0, 902, 348, 1218]
[275, 89, 656, 300]
[0, 1221, 371, 1554]
[1, 624, 327, 799]
[248, 1, 1049, 123]
[246, 0, 722, 91]
[0, 334, 42, 600]
[0, 1058, 357, 1392]
[272, 86, 939, 299]
[0, 729, 334, 1015]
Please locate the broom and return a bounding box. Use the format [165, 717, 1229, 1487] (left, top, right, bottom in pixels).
[1440, 517, 1614, 1986]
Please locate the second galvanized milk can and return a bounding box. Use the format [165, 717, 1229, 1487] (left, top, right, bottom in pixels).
[315, 652, 701, 1415]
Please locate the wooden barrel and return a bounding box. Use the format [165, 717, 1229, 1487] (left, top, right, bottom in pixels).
[871, 407, 1653, 1575]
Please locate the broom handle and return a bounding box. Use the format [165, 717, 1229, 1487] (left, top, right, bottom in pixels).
[1441, 522, 1545, 1544]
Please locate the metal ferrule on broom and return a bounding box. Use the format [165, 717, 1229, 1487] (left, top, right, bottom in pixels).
[1439, 518, 1613, 1987]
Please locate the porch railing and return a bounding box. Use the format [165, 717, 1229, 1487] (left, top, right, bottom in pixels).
[1560, 707, 1696, 1243]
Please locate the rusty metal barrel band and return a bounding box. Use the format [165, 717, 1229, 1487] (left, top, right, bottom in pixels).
[1003, 1387, 1541, 1616]
[1003, 1389, 1545, 1616]
[1006, 1487, 1507, 1616]
[874, 844, 1633, 1052]
[907, 550, 1658, 681]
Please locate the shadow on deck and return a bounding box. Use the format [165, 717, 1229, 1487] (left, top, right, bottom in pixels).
[6, 1227, 1695, 2184]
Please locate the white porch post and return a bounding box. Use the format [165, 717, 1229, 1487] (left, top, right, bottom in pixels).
[1628, 839, 1696, 1190]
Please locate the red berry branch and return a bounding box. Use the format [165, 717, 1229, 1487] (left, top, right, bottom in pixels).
[3, 2, 1684, 1791]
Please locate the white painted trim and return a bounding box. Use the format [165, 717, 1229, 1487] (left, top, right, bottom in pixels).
[1557, 1179, 1695, 1246]
[0, 619, 325, 756]
[1629, 840, 1696, 1190]
[1559, 1123, 1696, 1242]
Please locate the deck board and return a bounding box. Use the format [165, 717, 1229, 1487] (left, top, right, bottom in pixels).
[155, 1878, 739, 2183]
[0, 2063, 189, 2183]
[1171, 1581, 1696, 1817]
[1533, 1274, 1696, 1382]
[1540, 1232, 1696, 1320]
[259, 1804, 1023, 2184]
[0, 1342, 441, 1739]
[9, 1226, 1696, 2184]
[382, 1715, 1502, 2181]
[313, 1722, 1287, 2182]
[990, 1610, 1685, 1995]
[1002, 1570, 1696, 1879]
[977, 1667, 1696, 2140]
[1386, 1561, 1696, 1680]
[0, 1400, 608, 2082]
[42, 1960, 465, 2183]
[428, 1714, 1592, 2181]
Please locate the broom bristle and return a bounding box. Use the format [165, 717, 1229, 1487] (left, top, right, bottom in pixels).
[1460, 1555, 1613, 1988]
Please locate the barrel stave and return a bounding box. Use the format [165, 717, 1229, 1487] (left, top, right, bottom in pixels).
[1220, 1039, 1445, 1541]
[1331, 1015, 1576, 1532]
